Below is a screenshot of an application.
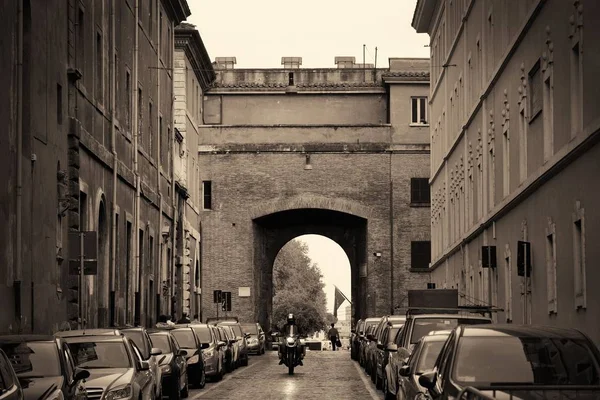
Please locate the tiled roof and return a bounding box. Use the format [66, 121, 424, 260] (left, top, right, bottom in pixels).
[210, 81, 383, 89]
[382, 71, 430, 78]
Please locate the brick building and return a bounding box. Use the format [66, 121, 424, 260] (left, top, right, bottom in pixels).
[198, 57, 432, 329]
[413, 0, 600, 344]
[0, 0, 192, 334]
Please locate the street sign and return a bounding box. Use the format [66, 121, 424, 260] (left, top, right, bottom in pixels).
[213, 290, 222, 304]
[221, 291, 231, 312]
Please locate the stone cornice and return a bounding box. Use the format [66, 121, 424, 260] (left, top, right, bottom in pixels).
[175, 25, 216, 91]
[162, 0, 191, 26]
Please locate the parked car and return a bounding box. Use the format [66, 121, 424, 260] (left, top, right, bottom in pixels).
[61, 334, 156, 400]
[393, 330, 450, 400]
[148, 330, 189, 399]
[350, 319, 365, 361]
[216, 322, 249, 366]
[373, 318, 405, 390]
[418, 324, 600, 399]
[358, 318, 380, 367]
[0, 349, 23, 400]
[214, 326, 235, 373]
[177, 324, 225, 381]
[119, 327, 163, 399]
[219, 326, 241, 369]
[240, 323, 265, 355]
[0, 335, 89, 400]
[169, 327, 206, 388]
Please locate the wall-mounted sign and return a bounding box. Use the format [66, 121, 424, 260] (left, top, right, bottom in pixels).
[238, 287, 251, 297]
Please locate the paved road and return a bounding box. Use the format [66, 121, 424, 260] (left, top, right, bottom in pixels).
[188, 350, 383, 400]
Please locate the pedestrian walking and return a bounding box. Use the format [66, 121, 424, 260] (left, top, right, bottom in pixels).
[328, 323, 340, 351]
[177, 313, 191, 324]
[191, 314, 201, 323]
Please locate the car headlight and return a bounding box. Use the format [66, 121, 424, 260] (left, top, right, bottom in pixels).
[187, 354, 199, 364]
[160, 364, 171, 374]
[48, 389, 64, 400]
[105, 385, 132, 400]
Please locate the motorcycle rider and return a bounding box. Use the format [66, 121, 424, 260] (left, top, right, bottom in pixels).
[278, 313, 305, 365]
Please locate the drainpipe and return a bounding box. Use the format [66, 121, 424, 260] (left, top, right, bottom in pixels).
[389, 151, 394, 314]
[132, 0, 140, 324]
[170, 24, 176, 319]
[15, 0, 24, 327]
[110, 0, 117, 325]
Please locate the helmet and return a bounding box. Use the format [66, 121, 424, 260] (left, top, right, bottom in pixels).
[287, 314, 295, 324]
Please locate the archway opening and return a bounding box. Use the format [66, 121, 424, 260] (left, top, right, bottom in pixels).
[272, 234, 352, 337]
[252, 208, 368, 333]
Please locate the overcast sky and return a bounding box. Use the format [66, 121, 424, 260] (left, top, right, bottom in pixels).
[187, 0, 429, 69]
[187, 0, 428, 314]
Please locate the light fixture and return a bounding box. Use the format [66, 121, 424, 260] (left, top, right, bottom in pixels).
[373, 252, 382, 257]
[304, 154, 312, 170]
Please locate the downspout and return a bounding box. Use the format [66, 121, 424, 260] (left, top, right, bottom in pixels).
[389, 151, 394, 314]
[15, 0, 24, 326]
[156, 6, 162, 323]
[110, 0, 117, 325]
[169, 24, 176, 319]
[132, 0, 140, 323]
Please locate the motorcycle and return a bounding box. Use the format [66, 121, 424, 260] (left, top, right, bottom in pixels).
[274, 329, 304, 375]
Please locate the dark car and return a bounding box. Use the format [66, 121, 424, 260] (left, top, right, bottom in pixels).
[372, 315, 406, 388]
[394, 331, 450, 400]
[0, 348, 24, 400]
[216, 322, 249, 367]
[0, 335, 89, 400]
[350, 319, 365, 361]
[214, 326, 235, 373]
[169, 327, 206, 388]
[176, 323, 226, 381]
[119, 327, 163, 399]
[240, 323, 265, 355]
[359, 318, 380, 368]
[148, 330, 189, 399]
[418, 324, 600, 399]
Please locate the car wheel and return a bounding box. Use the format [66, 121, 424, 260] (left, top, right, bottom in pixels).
[242, 355, 249, 366]
[197, 368, 206, 389]
[180, 373, 189, 398]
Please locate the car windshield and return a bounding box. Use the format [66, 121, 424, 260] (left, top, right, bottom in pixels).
[123, 331, 147, 359]
[0, 342, 61, 378]
[454, 336, 600, 386]
[172, 331, 196, 349]
[416, 340, 446, 374]
[191, 326, 212, 343]
[68, 342, 131, 369]
[241, 324, 258, 335]
[150, 335, 171, 354]
[411, 318, 489, 344]
[387, 328, 400, 343]
[222, 324, 243, 337]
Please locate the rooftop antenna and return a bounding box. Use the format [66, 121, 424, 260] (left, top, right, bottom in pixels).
[374, 46, 378, 70]
[363, 44, 366, 82]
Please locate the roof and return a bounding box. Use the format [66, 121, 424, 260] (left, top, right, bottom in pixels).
[60, 335, 125, 343]
[148, 330, 171, 336]
[461, 324, 588, 339]
[0, 335, 56, 343]
[210, 81, 383, 89]
[364, 317, 381, 323]
[55, 329, 121, 338]
[382, 71, 430, 79]
[421, 333, 451, 342]
[412, 314, 491, 321]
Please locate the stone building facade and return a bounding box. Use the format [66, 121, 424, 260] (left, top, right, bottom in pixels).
[413, 0, 600, 344]
[173, 23, 215, 321]
[0, 0, 192, 334]
[197, 57, 432, 329]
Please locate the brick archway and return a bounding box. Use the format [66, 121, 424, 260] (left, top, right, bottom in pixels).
[252, 208, 369, 332]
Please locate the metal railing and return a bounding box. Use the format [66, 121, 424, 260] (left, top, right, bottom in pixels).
[405, 306, 503, 318]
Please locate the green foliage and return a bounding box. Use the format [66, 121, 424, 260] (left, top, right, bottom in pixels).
[272, 240, 328, 335]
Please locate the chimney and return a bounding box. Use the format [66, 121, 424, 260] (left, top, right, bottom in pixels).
[281, 57, 302, 69]
[335, 56, 356, 69]
[214, 57, 237, 70]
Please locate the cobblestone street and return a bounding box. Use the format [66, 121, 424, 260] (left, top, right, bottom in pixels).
[189, 350, 382, 400]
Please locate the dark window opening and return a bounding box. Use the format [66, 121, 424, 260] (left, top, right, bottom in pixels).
[411, 241, 431, 270]
[528, 60, 542, 121]
[57, 83, 63, 124]
[411, 178, 431, 205]
[96, 32, 103, 102]
[288, 72, 294, 86]
[203, 181, 212, 210]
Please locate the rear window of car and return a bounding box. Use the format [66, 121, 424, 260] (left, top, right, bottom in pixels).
[68, 341, 131, 369]
[411, 318, 489, 344]
[150, 335, 171, 354]
[454, 336, 600, 386]
[0, 342, 61, 378]
[123, 331, 148, 359]
[191, 326, 212, 344]
[172, 330, 197, 349]
[416, 340, 446, 373]
[241, 324, 258, 335]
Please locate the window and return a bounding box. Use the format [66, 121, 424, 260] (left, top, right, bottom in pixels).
[203, 181, 212, 210]
[148, 102, 153, 156]
[543, 73, 554, 161]
[411, 178, 430, 205]
[77, 8, 84, 71]
[96, 32, 103, 103]
[125, 70, 131, 132]
[546, 219, 557, 314]
[570, 42, 582, 137]
[573, 202, 586, 309]
[159, 116, 164, 166]
[411, 97, 428, 125]
[57, 83, 63, 124]
[138, 87, 143, 146]
[411, 241, 431, 270]
[148, 0, 153, 37]
[504, 248, 512, 323]
[528, 61, 542, 121]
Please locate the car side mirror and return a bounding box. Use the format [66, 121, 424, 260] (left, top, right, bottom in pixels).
[74, 368, 90, 382]
[367, 334, 374, 341]
[138, 360, 150, 371]
[229, 339, 236, 345]
[178, 349, 188, 357]
[386, 343, 398, 352]
[418, 370, 439, 395]
[217, 341, 226, 348]
[200, 343, 210, 349]
[399, 365, 410, 377]
[150, 347, 162, 356]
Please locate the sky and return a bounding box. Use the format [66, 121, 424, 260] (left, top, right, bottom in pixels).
[187, 0, 430, 69]
[186, 0, 429, 313]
